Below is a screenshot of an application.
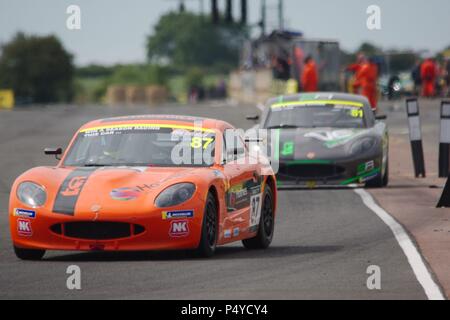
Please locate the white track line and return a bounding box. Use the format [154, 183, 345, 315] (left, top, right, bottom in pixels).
[354, 188, 445, 300]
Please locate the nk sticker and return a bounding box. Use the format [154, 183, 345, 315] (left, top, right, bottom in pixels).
[17, 219, 33, 236]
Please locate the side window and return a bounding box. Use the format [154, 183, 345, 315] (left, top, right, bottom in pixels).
[223, 129, 246, 163]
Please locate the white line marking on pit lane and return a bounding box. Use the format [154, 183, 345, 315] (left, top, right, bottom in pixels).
[354, 188, 445, 300]
[256, 103, 265, 112]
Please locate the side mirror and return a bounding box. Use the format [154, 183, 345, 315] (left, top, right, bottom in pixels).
[44, 147, 63, 160]
[375, 114, 387, 120]
[246, 115, 259, 122]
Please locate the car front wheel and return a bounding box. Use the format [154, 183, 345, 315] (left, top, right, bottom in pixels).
[195, 192, 218, 258]
[14, 246, 45, 261]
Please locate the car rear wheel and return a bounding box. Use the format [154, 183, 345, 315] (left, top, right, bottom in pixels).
[242, 184, 274, 250]
[14, 246, 45, 261]
[195, 192, 218, 258]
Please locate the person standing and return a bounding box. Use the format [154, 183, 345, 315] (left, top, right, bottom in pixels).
[301, 56, 319, 92]
[346, 53, 366, 93]
[420, 57, 437, 97]
[357, 57, 379, 111]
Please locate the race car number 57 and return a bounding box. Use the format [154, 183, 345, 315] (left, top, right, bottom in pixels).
[249, 194, 262, 228]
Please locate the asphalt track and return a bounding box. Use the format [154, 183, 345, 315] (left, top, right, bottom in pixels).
[0, 102, 428, 299]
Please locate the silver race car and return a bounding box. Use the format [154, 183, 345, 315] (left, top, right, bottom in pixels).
[249, 93, 389, 188]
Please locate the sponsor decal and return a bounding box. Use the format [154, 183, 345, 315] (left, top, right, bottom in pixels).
[357, 160, 375, 175]
[110, 183, 160, 201]
[17, 218, 32, 236]
[281, 141, 294, 156]
[53, 168, 96, 216]
[305, 130, 361, 149]
[224, 229, 232, 239]
[226, 178, 262, 213]
[169, 220, 189, 238]
[80, 123, 215, 134]
[233, 227, 240, 237]
[360, 172, 379, 183]
[61, 176, 87, 197]
[271, 100, 364, 109]
[14, 208, 36, 219]
[110, 188, 141, 201]
[162, 210, 194, 220]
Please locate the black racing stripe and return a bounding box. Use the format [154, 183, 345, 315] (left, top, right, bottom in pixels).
[52, 168, 96, 216]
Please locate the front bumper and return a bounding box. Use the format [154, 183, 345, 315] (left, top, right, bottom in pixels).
[275, 157, 382, 188]
[10, 205, 205, 252]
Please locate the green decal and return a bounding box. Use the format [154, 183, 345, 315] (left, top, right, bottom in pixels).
[285, 159, 332, 166]
[274, 129, 280, 161]
[357, 163, 366, 175]
[299, 94, 317, 101]
[281, 141, 294, 156]
[340, 167, 380, 185]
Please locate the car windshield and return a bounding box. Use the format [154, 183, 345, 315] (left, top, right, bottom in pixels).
[265, 103, 366, 129]
[63, 124, 216, 167]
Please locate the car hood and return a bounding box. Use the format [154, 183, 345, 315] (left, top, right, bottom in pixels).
[275, 127, 374, 161]
[16, 166, 209, 217]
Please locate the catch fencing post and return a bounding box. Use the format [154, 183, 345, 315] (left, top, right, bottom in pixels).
[439, 100, 450, 177]
[406, 98, 426, 178]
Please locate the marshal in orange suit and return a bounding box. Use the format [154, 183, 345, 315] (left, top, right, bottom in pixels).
[301, 56, 319, 92]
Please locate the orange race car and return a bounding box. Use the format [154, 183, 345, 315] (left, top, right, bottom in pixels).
[9, 115, 277, 260]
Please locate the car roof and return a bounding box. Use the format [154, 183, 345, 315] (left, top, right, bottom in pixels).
[266, 92, 371, 106]
[79, 114, 233, 132]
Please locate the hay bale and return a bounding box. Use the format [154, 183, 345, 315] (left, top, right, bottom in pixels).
[125, 86, 146, 104]
[106, 86, 126, 105]
[145, 85, 168, 105]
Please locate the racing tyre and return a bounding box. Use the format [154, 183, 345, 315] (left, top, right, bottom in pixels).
[382, 160, 389, 187]
[14, 246, 45, 261]
[242, 185, 274, 250]
[195, 192, 218, 258]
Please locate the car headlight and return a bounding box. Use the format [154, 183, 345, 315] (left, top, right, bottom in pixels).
[17, 182, 47, 208]
[155, 183, 196, 208]
[349, 137, 377, 156]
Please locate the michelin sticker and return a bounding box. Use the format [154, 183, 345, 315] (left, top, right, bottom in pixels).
[162, 210, 194, 220]
[14, 208, 36, 219]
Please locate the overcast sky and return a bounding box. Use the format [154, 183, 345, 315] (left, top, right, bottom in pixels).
[0, 0, 448, 66]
